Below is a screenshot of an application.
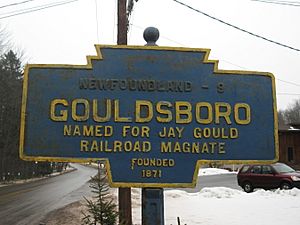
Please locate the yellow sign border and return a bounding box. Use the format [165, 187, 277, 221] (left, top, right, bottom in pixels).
[19, 45, 279, 188]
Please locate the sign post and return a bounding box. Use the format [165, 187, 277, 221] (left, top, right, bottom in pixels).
[142, 188, 164, 225]
[20, 28, 278, 225]
[141, 27, 165, 225]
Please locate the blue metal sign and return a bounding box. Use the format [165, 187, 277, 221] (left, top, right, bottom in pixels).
[20, 45, 278, 187]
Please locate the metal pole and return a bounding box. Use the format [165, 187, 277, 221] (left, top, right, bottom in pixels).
[141, 27, 164, 225]
[117, 1, 132, 225]
[142, 188, 165, 225]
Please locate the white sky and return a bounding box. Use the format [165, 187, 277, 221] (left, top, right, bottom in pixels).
[120, 168, 300, 225]
[1, 0, 300, 110]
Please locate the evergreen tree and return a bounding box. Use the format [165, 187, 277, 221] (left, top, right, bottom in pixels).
[0, 50, 23, 180]
[0, 49, 53, 181]
[0, 50, 22, 75]
[82, 169, 118, 225]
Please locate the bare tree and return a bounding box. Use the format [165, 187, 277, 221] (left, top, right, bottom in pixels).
[0, 26, 11, 55]
[278, 110, 286, 125]
[281, 99, 300, 124]
[285, 99, 300, 124]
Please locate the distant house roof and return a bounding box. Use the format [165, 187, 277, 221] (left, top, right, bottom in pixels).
[278, 120, 291, 131]
[290, 123, 300, 129]
[278, 121, 291, 131]
[279, 129, 300, 134]
[278, 119, 300, 131]
[278, 121, 300, 133]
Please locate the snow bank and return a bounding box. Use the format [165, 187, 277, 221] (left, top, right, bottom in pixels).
[112, 168, 300, 225]
[198, 168, 237, 176]
[164, 188, 300, 225]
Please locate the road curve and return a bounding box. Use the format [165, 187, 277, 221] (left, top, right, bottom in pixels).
[0, 164, 97, 225]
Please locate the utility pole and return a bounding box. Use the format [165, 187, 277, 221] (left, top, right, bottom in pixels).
[117, 1, 132, 225]
[118, 0, 127, 45]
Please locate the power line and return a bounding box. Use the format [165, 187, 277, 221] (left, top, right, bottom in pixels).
[0, 0, 77, 17]
[172, 0, 300, 52]
[0, 0, 78, 16]
[277, 92, 300, 95]
[130, 23, 187, 46]
[276, 78, 300, 87]
[131, 22, 300, 88]
[113, 0, 117, 43]
[0, 0, 37, 9]
[251, 0, 300, 7]
[0, 0, 79, 20]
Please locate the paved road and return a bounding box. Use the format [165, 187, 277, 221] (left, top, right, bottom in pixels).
[0, 164, 240, 225]
[0, 164, 97, 225]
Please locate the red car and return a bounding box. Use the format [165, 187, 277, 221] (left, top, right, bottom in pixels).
[237, 163, 300, 193]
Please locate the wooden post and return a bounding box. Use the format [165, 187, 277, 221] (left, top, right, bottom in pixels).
[117, 0, 127, 45]
[118, 188, 132, 225]
[117, 1, 132, 225]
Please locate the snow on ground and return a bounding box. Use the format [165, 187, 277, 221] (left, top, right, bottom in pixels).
[164, 188, 300, 225]
[198, 167, 237, 176]
[0, 166, 75, 188]
[126, 168, 300, 225]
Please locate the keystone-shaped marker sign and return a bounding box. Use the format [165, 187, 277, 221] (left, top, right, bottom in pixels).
[20, 45, 278, 188]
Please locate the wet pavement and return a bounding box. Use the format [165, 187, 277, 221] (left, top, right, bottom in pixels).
[0, 164, 97, 225]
